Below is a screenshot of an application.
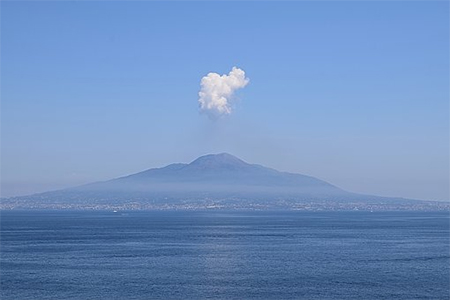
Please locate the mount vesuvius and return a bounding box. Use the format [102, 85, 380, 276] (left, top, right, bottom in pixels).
[1, 153, 447, 210]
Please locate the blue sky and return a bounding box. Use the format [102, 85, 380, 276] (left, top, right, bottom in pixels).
[1, 1, 449, 201]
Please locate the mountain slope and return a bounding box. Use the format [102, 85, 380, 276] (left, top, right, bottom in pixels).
[120, 153, 339, 186]
[77, 153, 345, 196]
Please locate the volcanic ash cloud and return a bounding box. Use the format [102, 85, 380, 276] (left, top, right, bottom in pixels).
[198, 67, 249, 119]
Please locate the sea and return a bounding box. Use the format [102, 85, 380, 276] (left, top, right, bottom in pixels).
[0, 210, 449, 300]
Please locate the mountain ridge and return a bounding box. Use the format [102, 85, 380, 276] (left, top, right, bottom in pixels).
[112, 153, 340, 189]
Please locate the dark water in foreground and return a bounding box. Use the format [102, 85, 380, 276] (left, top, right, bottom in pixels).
[1, 211, 449, 300]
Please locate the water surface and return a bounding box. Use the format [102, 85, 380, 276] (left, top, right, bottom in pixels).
[1, 210, 449, 299]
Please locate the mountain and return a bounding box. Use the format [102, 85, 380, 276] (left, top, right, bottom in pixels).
[72, 153, 346, 198]
[113, 153, 343, 192]
[2, 153, 448, 211]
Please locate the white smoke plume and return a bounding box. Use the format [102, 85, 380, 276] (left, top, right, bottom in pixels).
[198, 67, 249, 119]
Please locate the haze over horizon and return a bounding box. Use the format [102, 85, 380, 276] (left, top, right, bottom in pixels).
[1, 1, 449, 202]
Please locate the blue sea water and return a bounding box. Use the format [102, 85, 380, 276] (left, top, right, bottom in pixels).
[0, 210, 449, 300]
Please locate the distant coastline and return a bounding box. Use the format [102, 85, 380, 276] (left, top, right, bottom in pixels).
[1, 198, 449, 211]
